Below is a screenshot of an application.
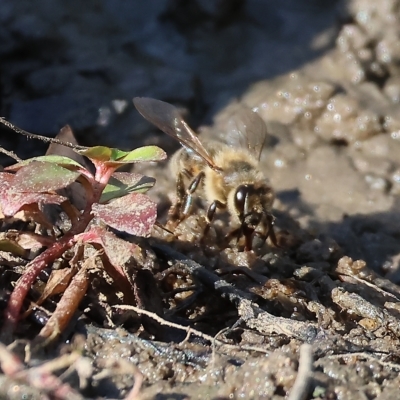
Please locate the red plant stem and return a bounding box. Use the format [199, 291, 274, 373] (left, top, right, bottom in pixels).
[2, 164, 116, 340]
[2, 234, 76, 338]
[93, 161, 115, 186]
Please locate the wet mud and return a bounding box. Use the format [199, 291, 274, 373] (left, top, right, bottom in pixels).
[1, 0, 400, 399]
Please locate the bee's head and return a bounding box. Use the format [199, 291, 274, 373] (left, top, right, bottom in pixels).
[232, 183, 275, 250]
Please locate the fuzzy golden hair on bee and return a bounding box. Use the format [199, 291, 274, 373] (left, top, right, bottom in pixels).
[134, 97, 277, 251]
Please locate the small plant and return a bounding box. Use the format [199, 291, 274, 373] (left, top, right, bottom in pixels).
[0, 123, 166, 341]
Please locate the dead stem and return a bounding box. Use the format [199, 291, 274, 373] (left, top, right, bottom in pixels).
[115, 304, 218, 344]
[36, 265, 90, 341]
[0, 343, 83, 400]
[0, 117, 87, 151]
[287, 344, 313, 400]
[1, 234, 76, 340]
[115, 304, 271, 355]
[0, 146, 22, 162]
[152, 243, 317, 340]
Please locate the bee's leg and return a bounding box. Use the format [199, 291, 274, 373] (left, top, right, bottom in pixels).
[204, 200, 225, 236]
[169, 172, 205, 224]
[243, 229, 254, 251]
[154, 221, 174, 234]
[225, 225, 261, 250]
[181, 172, 205, 217]
[266, 214, 280, 247]
[224, 226, 242, 248]
[253, 214, 279, 248]
[168, 172, 186, 222]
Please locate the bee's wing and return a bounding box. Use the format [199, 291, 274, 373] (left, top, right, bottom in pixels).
[226, 109, 268, 160]
[134, 97, 220, 171]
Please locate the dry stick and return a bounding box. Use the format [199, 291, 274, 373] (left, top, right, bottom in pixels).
[25, 352, 81, 376]
[124, 368, 143, 400]
[8, 339, 32, 364]
[0, 343, 25, 375]
[0, 117, 86, 150]
[152, 243, 316, 341]
[115, 304, 269, 355]
[0, 343, 83, 400]
[339, 273, 400, 301]
[91, 357, 143, 400]
[211, 327, 231, 369]
[287, 344, 313, 400]
[18, 353, 83, 400]
[115, 304, 218, 344]
[0, 146, 22, 162]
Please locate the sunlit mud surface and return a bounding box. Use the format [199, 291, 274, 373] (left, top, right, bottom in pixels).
[1, 1, 400, 399]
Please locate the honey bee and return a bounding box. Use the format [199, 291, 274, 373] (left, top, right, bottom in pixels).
[133, 97, 277, 251]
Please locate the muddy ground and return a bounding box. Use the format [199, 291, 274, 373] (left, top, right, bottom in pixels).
[1, 0, 400, 399]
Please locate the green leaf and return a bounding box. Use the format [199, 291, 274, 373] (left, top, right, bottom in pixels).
[100, 172, 156, 203]
[121, 146, 166, 162]
[75, 145, 166, 165]
[75, 146, 112, 161]
[110, 148, 129, 160]
[13, 161, 81, 192]
[5, 155, 84, 171]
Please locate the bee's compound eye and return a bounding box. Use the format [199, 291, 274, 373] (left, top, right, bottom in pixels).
[234, 185, 248, 214]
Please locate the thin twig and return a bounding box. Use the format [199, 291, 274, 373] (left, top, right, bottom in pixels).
[7, 340, 32, 363]
[0, 117, 86, 150]
[0, 146, 22, 162]
[0, 344, 83, 400]
[115, 304, 218, 344]
[212, 327, 230, 368]
[152, 243, 316, 341]
[115, 304, 270, 355]
[288, 344, 313, 400]
[92, 358, 143, 400]
[25, 352, 81, 375]
[339, 273, 400, 301]
[124, 367, 143, 400]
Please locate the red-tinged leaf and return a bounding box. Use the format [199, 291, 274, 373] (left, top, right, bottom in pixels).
[37, 268, 76, 304]
[12, 161, 80, 193]
[0, 172, 15, 191]
[5, 156, 84, 171]
[74, 226, 140, 274]
[2, 174, 57, 216]
[100, 172, 155, 203]
[0, 170, 69, 216]
[0, 191, 67, 216]
[23, 265, 77, 321]
[16, 232, 55, 251]
[91, 193, 157, 237]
